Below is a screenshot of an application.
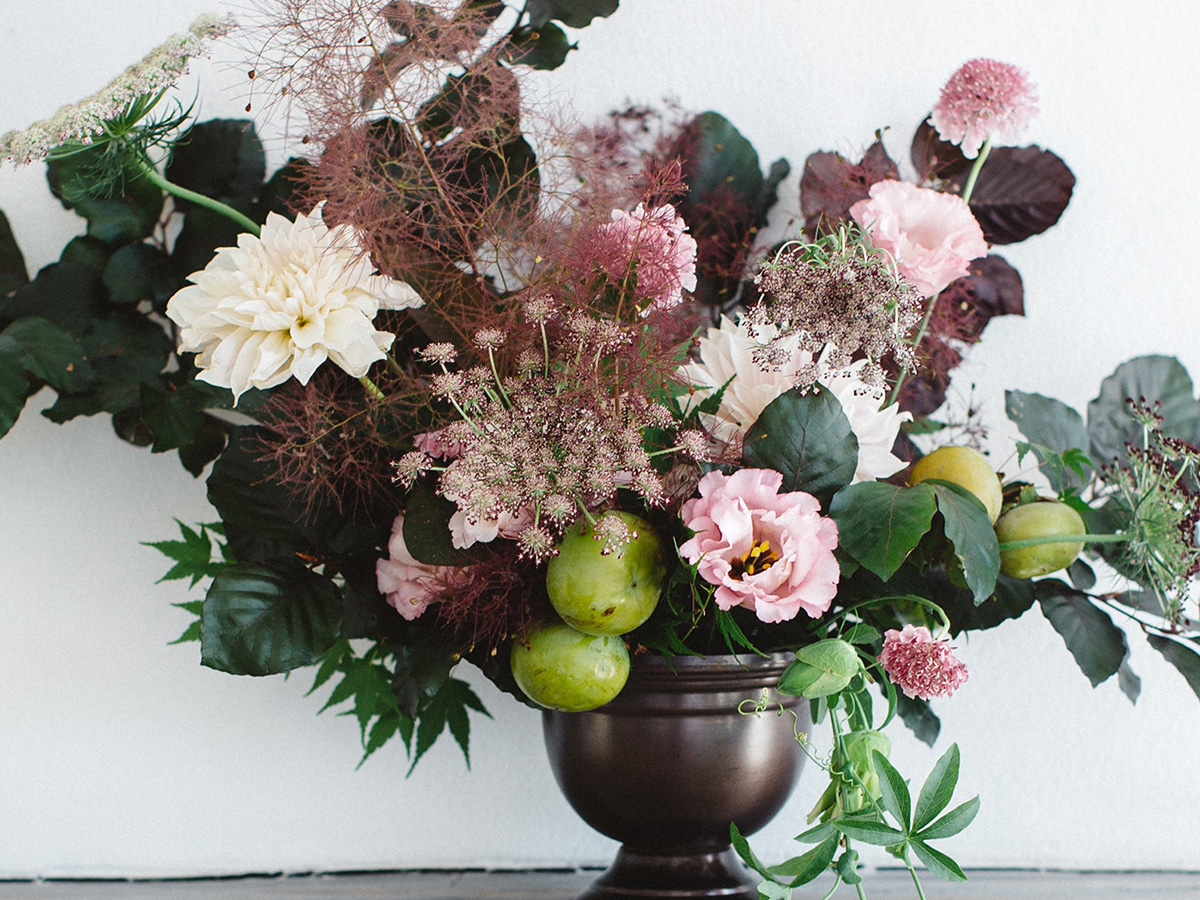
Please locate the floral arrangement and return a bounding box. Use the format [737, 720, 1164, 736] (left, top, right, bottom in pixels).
[2, 2, 1198, 895]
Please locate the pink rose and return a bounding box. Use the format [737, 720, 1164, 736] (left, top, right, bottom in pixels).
[376, 514, 453, 621]
[850, 180, 988, 297]
[678, 468, 840, 623]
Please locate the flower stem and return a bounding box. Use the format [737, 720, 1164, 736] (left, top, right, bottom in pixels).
[359, 374, 386, 403]
[997, 533, 1131, 552]
[961, 138, 992, 206]
[136, 157, 262, 237]
[887, 288, 942, 407]
[904, 851, 929, 900]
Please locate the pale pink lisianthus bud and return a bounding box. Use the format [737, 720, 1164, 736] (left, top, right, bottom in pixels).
[376, 514, 453, 621]
[850, 180, 988, 297]
[595, 203, 698, 313]
[449, 506, 535, 549]
[678, 468, 840, 623]
[930, 58, 1038, 159]
[878, 624, 969, 700]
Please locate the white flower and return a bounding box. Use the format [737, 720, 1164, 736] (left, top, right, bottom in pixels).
[679, 316, 911, 482]
[166, 203, 423, 404]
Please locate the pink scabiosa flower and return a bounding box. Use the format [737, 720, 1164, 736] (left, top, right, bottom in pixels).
[376, 514, 453, 621]
[595, 203, 698, 313]
[878, 624, 969, 700]
[678, 316, 910, 482]
[679, 468, 840, 623]
[930, 58, 1038, 159]
[850, 180, 988, 297]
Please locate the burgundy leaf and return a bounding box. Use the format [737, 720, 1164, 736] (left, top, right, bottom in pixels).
[935, 254, 1025, 344]
[955, 146, 1075, 245]
[910, 118, 972, 182]
[800, 139, 898, 235]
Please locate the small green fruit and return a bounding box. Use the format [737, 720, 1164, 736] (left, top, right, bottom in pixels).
[910, 445, 1003, 524]
[510, 620, 630, 712]
[995, 501, 1087, 579]
[546, 511, 666, 636]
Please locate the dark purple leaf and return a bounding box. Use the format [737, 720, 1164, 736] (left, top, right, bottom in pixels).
[910, 119, 971, 182]
[800, 139, 898, 235]
[958, 147, 1074, 244]
[934, 254, 1024, 344]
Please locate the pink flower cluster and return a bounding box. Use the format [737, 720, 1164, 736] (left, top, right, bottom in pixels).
[850, 180, 988, 297]
[930, 58, 1038, 159]
[595, 203, 698, 313]
[679, 468, 840, 623]
[877, 624, 969, 700]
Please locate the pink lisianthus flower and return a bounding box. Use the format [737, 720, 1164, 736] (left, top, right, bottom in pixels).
[930, 58, 1038, 159]
[877, 624, 969, 700]
[376, 514, 454, 621]
[850, 180, 988, 297]
[595, 203, 698, 313]
[678, 468, 840, 623]
[449, 506, 535, 549]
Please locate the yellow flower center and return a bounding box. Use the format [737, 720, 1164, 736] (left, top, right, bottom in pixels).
[731, 539, 778, 579]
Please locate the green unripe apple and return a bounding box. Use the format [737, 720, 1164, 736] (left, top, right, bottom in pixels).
[909, 445, 1003, 524]
[510, 620, 631, 712]
[545, 511, 666, 636]
[995, 501, 1087, 579]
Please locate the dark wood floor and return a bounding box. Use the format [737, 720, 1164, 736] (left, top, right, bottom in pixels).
[1, 870, 1199, 899]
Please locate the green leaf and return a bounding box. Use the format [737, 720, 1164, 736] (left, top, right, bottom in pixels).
[1088, 356, 1200, 465]
[743, 386, 858, 507]
[504, 22, 573, 69]
[912, 743, 959, 832]
[1147, 635, 1200, 702]
[870, 750, 911, 831]
[0, 351, 30, 438]
[167, 119, 266, 206]
[47, 150, 164, 244]
[910, 839, 967, 882]
[1117, 658, 1142, 704]
[527, 0, 618, 27]
[830, 482, 938, 580]
[930, 482, 1000, 605]
[101, 242, 180, 307]
[1036, 579, 1127, 687]
[729, 822, 776, 882]
[408, 677, 489, 774]
[830, 816, 906, 846]
[916, 796, 980, 841]
[143, 519, 228, 588]
[896, 693, 940, 746]
[768, 834, 839, 887]
[201, 561, 343, 676]
[0, 208, 28, 296]
[402, 481, 487, 565]
[1006, 390, 1091, 492]
[0, 316, 94, 393]
[779, 639, 859, 699]
[3, 262, 104, 335]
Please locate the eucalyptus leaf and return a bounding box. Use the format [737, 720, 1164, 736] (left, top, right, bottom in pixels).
[201, 561, 342, 675]
[743, 386, 858, 506]
[829, 482, 937, 581]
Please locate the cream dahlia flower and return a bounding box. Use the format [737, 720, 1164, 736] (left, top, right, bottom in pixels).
[166, 204, 423, 403]
[679, 316, 911, 482]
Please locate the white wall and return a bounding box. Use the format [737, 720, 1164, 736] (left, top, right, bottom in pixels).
[1, 0, 1198, 879]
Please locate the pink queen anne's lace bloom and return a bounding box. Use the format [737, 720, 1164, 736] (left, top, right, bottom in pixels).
[679, 468, 840, 623]
[930, 58, 1038, 159]
[595, 203, 698, 313]
[878, 624, 969, 700]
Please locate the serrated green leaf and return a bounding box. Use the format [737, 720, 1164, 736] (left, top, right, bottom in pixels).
[201, 561, 342, 675]
[912, 743, 960, 832]
[169, 618, 202, 644]
[871, 750, 911, 831]
[830, 482, 938, 580]
[910, 839, 967, 882]
[408, 677, 488, 774]
[916, 796, 979, 841]
[830, 816, 906, 846]
[743, 386, 858, 507]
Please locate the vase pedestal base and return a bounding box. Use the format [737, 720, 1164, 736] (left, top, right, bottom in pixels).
[575, 846, 757, 900]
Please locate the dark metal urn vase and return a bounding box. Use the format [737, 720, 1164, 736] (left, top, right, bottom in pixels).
[542, 653, 808, 900]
